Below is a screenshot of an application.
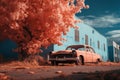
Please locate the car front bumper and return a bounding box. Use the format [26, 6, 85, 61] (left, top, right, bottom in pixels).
[48, 57, 78, 61]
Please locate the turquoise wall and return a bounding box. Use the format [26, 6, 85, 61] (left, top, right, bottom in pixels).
[54, 23, 108, 61]
[108, 46, 114, 61]
[0, 39, 18, 61]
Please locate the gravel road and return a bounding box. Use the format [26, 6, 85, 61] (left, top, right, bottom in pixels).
[0, 63, 120, 80]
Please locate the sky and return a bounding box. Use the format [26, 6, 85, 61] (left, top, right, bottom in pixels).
[76, 0, 120, 45]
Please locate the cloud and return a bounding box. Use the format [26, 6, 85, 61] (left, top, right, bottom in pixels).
[106, 30, 120, 36]
[106, 30, 120, 45]
[78, 14, 120, 44]
[79, 14, 120, 28]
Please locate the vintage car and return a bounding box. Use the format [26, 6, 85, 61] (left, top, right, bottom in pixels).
[47, 45, 102, 65]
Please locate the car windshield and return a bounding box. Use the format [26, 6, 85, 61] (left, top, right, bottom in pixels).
[66, 45, 85, 51]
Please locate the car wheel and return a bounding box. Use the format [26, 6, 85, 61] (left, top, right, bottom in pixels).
[96, 58, 101, 64]
[51, 61, 54, 65]
[75, 56, 84, 65]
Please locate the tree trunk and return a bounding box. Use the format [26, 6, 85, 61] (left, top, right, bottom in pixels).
[18, 50, 29, 61]
[18, 52, 46, 65]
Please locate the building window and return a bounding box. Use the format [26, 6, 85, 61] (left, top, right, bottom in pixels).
[74, 29, 79, 42]
[85, 35, 88, 45]
[104, 43, 106, 51]
[92, 30, 94, 34]
[97, 41, 100, 49]
[114, 47, 118, 54]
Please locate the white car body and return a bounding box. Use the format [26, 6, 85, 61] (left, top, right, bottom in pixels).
[48, 45, 102, 65]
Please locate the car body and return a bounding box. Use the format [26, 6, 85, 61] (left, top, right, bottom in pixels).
[47, 45, 102, 65]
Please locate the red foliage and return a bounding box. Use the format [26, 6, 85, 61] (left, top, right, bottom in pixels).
[0, 0, 88, 54]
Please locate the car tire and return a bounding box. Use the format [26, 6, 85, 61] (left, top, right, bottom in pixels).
[51, 61, 54, 65]
[96, 58, 101, 64]
[75, 56, 84, 65]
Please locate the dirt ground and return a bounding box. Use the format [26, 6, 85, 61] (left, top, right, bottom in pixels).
[0, 61, 120, 80]
[45, 69, 120, 80]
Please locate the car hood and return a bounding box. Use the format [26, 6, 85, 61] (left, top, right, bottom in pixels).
[51, 50, 72, 55]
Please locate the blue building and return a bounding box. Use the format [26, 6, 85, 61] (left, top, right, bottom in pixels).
[108, 40, 120, 62]
[42, 23, 108, 61]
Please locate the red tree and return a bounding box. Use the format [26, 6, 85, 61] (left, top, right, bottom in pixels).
[0, 0, 88, 60]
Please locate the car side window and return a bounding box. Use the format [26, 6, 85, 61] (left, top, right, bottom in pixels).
[78, 48, 85, 51]
[66, 47, 76, 50]
[86, 48, 90, 52]
[90, 48, 95, 53]
[71, 48, 76, 50]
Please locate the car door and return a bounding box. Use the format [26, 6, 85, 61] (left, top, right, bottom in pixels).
[89, 47, 96, 62]
[86, 47, 93, 62]
[78, 46, 88, 62]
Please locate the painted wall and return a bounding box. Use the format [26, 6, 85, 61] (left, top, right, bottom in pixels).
[108, 46, 114, 62]
[53, 23, 108, 61]
[0, 39, 18, 61]
[40, 45, 54, 58]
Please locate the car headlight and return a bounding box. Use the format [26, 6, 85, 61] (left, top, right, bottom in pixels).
[72, 50, 77, 57]
[49, 51, 52, 55]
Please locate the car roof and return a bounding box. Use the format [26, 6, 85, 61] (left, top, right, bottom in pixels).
[68, 45, 90, 47]
[66, 45, 91, 49]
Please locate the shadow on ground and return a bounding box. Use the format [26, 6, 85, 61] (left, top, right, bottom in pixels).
[44, 69, 120, 80]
